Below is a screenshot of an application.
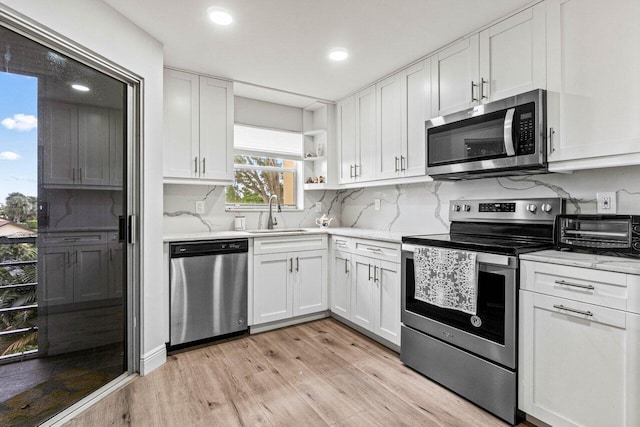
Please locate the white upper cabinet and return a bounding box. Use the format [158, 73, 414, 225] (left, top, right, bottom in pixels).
[163, 69, 234, 184]
[404, 59, 431, 177]
[432, 34, 480, 117]
[355, 86, 377, 182]
[546, 0, 640, 170]
[479, 4, 546, 103]
[432, 6, 545, 117]
[376, 71, 407, 179]
[337, 96, 357, 184]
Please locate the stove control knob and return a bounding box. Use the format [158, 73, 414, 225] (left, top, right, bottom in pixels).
[541, 203, 553, 213]
[526, 203, 538, 213]
[452, 204, 461, 212]
[462, 204, 471, 212]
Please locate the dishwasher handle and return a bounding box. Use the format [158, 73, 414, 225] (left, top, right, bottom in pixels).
[170, 239, 249, 258]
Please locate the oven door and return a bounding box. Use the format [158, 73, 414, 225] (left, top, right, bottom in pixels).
[401, 244, 517, 369]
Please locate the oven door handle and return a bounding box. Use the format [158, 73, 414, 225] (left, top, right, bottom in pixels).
[402, 244, 516, 267]
[503, 108, 516, 157]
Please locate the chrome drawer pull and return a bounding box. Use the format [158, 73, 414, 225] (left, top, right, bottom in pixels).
[366, 247, 382, 253]
[553, 304, 593, 317]
[555, 280, 595, 290]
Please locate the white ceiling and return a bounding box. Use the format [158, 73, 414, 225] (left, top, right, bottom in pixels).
[103, 0, 533, 104]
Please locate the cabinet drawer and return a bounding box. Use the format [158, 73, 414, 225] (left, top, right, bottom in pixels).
[331, 236, 354, 252]
[354, 239, 400, 263]
[521, 260, 628, 310]
[531, 291, 626, 330]
[40, 232, 108, 246]
[253, 234, 327, 255]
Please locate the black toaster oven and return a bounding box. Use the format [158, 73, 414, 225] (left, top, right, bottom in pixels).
[555, 214, 640, 257]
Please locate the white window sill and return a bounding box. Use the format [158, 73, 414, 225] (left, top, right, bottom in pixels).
[225, 206, 304, 213]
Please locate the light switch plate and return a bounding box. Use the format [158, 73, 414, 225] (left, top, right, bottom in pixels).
[374, 199, 381, 211]
[596, 192, 616, 214]
[315, 202, 323, 213]
[195, 201, 205, 214]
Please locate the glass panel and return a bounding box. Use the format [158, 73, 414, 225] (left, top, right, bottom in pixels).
[0, 24, 127, 426]
[226, 156, 297, 207]
[428, 110, 507, 166]
[405, 258, 506, 345]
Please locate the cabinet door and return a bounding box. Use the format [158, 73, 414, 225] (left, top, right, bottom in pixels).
[405, 59, 431, 177]
[39, 246, 74, 306]
[78, 106, 110, 186]
[375, 260, 400, 346]
[479, 4, 545, 103]
[74, 244, 108, 302]
[108, 242, 124, 298]
[376, 71, 406, 179]
[351, 255, 375, 331]
[519, 290, 635, 427]
[109, 109, 124, 187]
[293, 250, 327, 316]
[199, 76, 234, 181]
[432, 34, 480, 116]
[42, 101, 77, 186]
[163, 69, 199, 179]
[331, 251, 351, 318]
[253, 253, 292, 324]
[546, 0, 640, 164]
[355, 87, 376, 182]
[337, 96, 357, 183]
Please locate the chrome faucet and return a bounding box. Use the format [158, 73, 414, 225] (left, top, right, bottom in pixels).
[267, 194, 281, 229]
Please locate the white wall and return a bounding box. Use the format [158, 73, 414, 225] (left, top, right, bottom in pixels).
[234, 96, 303, 132]
[1, 0, 166, 373]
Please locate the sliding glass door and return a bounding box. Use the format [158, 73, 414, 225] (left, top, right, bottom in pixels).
[0, 23, 131, 426]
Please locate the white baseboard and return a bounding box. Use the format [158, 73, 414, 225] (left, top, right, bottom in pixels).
[140, 344, 166, 375]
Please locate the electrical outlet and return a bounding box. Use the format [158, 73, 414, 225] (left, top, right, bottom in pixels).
[195, 201, 205, 214]
[315, 202, 323, 213]
[374, 199, 381, 211]
[596, 192, 616, 214]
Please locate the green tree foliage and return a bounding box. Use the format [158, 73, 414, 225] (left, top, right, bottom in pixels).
[225, 156, 284, 204]
[0, 192, 38, 225]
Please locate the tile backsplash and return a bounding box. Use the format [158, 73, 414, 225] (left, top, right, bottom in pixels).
[164, 166, 640, 235]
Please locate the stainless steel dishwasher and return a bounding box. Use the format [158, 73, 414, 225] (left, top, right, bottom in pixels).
[169, 239, 248, 348]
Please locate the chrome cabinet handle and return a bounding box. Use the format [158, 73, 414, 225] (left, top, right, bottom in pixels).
[344, 259, 349, 274]
[470, 81, 478, 102]
[79, 168, 82, 182]
[194, 157, 198, 173]
[368, 264, 372, 281]
[400, 155, 406, 171]
[555, 280, 595, 290]
[366, 247, 382, 253]
[202, 157, 206, 175]
[374, 266, 379, 283]
[549, 127, 556, 154]
[553, 304, 593, 317]
[289, 258, 293, 273]
[349, 165, 354, 178]
[72, 168, 76, 182]
[480, 77, 488, 99]
[296, 257, 299, 272]
[395, 156, 399, 172]
[354, 164, 359, 177]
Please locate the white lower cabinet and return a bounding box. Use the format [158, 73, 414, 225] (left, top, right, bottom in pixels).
[252, 236, 328, 326]
[329, 236, 401, 347]
[519, 260, 640, 427]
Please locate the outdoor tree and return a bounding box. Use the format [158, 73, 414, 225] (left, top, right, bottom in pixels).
[0, 192, 37, 225]
[225, 156, 284, 204]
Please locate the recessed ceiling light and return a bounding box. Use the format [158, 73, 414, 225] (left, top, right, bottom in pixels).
[71, 83, 90, 92]
[329, 48, 349, 61]
[208, 7, 233, 26]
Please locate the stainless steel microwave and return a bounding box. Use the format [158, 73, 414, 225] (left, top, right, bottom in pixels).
[426, 89, 547, 180]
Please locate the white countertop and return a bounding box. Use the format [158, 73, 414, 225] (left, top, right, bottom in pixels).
[163, 227, 404, 244]
[521, 250, 640, 275]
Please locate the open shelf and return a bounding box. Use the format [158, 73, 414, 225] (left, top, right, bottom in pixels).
[303, 129, 327, 136]
[303, 183, 340, 190]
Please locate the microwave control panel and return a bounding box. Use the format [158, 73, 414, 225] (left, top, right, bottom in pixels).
[516, 103, 535, 155]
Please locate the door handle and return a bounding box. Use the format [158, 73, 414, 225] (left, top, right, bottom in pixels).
[548, 127, 556, 155]
[503, 108, 516, 156]
[470, 80, 478, 102]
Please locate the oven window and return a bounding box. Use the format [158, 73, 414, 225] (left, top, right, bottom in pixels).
[405, 258, 506, 345]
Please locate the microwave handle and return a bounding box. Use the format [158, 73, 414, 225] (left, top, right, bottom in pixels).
[503, 108, 516, 156]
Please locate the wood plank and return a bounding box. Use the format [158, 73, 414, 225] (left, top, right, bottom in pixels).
[67, 319, 525, 426]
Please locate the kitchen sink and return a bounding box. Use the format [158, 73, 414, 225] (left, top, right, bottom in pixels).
[248, 228, 306, 234]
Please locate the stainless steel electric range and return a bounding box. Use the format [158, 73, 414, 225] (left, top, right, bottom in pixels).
[400, 198, 565, 425]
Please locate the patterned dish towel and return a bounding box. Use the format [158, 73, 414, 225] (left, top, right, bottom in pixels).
[414, 246, 478, 315]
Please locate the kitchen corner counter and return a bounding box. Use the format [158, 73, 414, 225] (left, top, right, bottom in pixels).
[163, 227, 404, 243]
[521, 250, 640, 275]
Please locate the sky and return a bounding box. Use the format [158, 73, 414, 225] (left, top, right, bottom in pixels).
[0, 71, 38, 203]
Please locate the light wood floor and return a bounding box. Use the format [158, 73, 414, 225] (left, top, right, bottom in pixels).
[66, 319, 528, 426]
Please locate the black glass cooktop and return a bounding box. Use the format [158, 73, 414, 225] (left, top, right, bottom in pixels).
[402, 233, 554, 256]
